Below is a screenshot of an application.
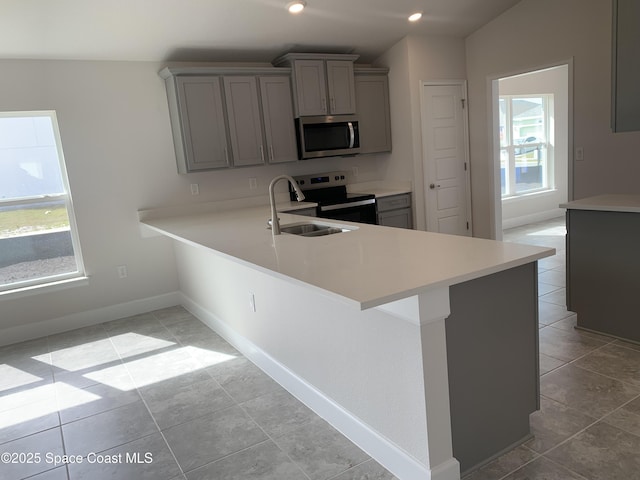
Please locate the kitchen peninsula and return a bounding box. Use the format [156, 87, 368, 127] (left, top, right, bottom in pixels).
[140, 204, 553, 479]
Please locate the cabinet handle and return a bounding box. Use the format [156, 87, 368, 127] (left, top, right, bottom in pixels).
[224, 147, 229, 165]
[269, 145, 274, 162]
[331, 97, 336, 112]
[260, 145, 265, 163]
[322, 97, 327, 114]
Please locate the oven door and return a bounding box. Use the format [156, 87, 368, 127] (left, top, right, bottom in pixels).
[317, 199, 377, 224]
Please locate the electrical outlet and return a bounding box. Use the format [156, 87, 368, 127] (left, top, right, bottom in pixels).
[249, 178, 258, 190]
[248, 292, 256, 312]
[117, 265, 128, 279]
[575, 147, 584, 161]
[190, 183, 199, 195]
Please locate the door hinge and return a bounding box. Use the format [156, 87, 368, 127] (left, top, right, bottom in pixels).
[466, 221, 470, 230]
[461, 98, 466, 109]
[464, 162, 467, 171]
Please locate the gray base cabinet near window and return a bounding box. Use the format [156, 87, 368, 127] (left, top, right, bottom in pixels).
[160, 67, 298, 173]
[377, 193, 413, 229]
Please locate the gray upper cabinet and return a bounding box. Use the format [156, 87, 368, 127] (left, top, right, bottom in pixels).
[612, 0, 640, 132]
[354, 69, 392, 154]
[224, 76, 265, 167]
[274, 53, 359, 117]
[259, 76, 298, 163]
[160, 66, 298, 172]
[173, 76, 230, 172]
[293, 60, 329, 116]
[326, 61, 357, 115]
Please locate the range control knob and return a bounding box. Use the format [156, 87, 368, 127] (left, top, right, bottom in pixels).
[335, 176, 340, 180]
[340, 175, 345, 180]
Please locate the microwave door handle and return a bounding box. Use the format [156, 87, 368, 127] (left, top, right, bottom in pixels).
[348, 122, 355, 148]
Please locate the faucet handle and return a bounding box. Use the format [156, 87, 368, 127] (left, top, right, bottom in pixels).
[267, 217, 280, 228]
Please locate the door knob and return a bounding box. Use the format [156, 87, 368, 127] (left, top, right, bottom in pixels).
[429, 183, 441, 189]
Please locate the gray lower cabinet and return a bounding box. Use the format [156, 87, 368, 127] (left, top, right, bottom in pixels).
[612, 0, 640, 132]
[282, 207, 317, 217]
[354, 70, 392, 154]
[172, 76, 230, 172]
[377, 193, 413, 229]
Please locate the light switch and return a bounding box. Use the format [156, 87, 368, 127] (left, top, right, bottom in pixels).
[575, 147, 584, 161]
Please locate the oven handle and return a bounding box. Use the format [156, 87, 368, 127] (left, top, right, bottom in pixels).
[320, 198, 376, 212]
[348, 122, 355, 148]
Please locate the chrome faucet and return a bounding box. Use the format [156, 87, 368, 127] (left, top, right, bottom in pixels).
[268, 175, 306, 235]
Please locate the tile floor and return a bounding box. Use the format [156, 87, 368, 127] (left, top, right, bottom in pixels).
[0, 306, 396, 480]
[2, 216, 639, 480]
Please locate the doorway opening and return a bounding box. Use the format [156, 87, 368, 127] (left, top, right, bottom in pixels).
[491, 63, 572, 238]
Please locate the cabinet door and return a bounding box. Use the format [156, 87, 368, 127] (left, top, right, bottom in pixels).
[223, 76, 265, 166]
[378, 208, 413, 229]
[293, 60, 328, 116]
[355, 75, 392, 153]
[612, 0, 640, 132]
[326, 60, 356, 115]
[259, 76, 298, 163]
[175, 76, 229, 171]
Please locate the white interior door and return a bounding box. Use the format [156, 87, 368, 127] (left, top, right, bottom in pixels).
[421, 83, 471, 236]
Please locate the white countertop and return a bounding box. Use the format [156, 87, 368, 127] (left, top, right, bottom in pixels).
[561, 194, 640, 213]
[348, 181, 412, 198]
[141, 206, 553, 310]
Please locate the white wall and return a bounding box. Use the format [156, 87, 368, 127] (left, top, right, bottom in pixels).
[0, 59, 387, 341]
[466, 0, 640, 238]
[376, 35, 467, 231]
[500, 65, 569, 228]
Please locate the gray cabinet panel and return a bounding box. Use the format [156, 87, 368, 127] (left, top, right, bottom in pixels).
[355, 74, 392, 154]
[259, 76, 298, 163]
[293, 60, 327, 116]
[376, 193, 412, 229]
[175, 76, 229, 171]
[612, 0, 640, 132]
[326, 60, 356, 115]
[224, 76, 265, 167]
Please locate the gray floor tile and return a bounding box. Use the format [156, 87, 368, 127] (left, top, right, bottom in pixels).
[240, 389, 316, 438]
[47, 324, 108, 351]
[546, 422, 640, 480]
[0, 400, 60, 445]
[525, 396, 596, 453]
[103, 312, 164, 336]
[185, 440, 307, 480]
[538, 289, 566, 307]
[274, 416, 370, 480]
[0, 338, 53, 380]
[0, 378, 56, 413]
[0, 427, 65, 479]
[538, 326, 608, 362]
[152, 306, 194, 325]
[163, 405, 267, 473]
[538, 301, 573, 325]
[57, 378, 141, 424]
[537, 270, 565, 287]
[541, 364, 640, 418]
[539, 353, 565, 375]
[0, 362, 53, 400]
[502, 456, 584, 480]
[537, 282, 561, 296]
[463, 445, 537, 480]
[331, 459, 398, 480]
[48, 338, 121, 373]
[141, 376, 234, 429]
[62, 401, 158, 456]
[28, 466, 70, 479]
[574, 343, 640, 387]
[602, 395, 640, 437]
[67, 432, 181, 480]
[122, 346, 205, 389]
[207, 357, 284, 403]
[613, 339, 640, 352]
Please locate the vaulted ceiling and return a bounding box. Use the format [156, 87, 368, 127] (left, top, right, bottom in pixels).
[1, 0, 521, 63]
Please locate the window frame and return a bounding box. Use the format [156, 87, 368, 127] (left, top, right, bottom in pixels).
[500, 94, 554, 198]
[0, 110, 86, 293]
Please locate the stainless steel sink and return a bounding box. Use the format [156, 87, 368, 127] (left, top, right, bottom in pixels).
[279, 222, 353, 237]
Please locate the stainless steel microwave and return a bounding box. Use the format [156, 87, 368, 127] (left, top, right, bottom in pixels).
[296, 115, 360, 159]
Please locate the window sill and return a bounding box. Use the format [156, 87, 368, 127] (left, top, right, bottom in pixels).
[0, 276, 90, 301]
[502, 189, 558, 203]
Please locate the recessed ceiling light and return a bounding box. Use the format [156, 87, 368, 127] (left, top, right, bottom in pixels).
[287, 1, 306, 14]
[408, 12, 423, 22]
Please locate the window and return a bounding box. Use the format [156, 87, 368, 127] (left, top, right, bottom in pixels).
[499, 95, 553, 197]
[0, 111, 84, 292]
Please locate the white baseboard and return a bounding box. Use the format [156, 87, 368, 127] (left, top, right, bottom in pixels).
[181, 293, 458, 480]
[0, 291, 181, 346]
[502, 208, 565, 230]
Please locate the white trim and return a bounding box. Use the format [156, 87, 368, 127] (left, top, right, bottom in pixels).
[501, 209, 565, 230]
[0, 291, 181, 346]
[0, 275, 89, 300]
[181, 292, 459, 480]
